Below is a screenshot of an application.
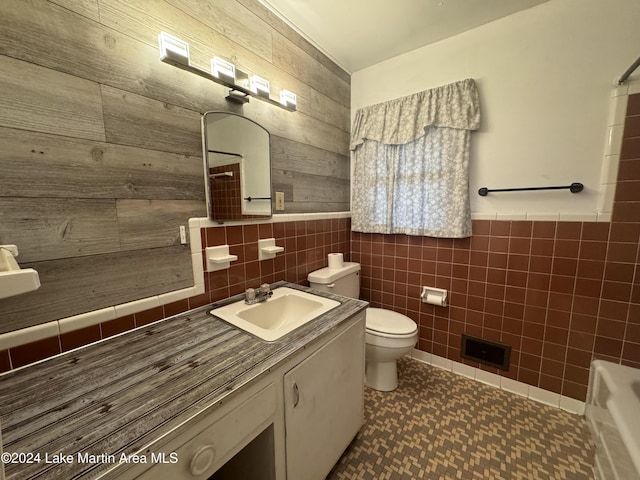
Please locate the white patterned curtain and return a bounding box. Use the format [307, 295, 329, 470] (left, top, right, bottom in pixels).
[350, 78, 480, 238]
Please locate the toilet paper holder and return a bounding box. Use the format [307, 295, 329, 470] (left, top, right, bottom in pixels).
[420, 286, 448, 307]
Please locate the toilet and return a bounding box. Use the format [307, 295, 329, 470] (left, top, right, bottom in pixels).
[308, 262, 418, 392]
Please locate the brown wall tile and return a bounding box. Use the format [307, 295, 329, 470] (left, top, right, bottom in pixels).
[0, 350, 11, 373]
[60, 325, 102, 352]
[627, 94, 640, 116]
[618, 159, 640, 182]
[101, 315, 136, 338]
[612, 202, 640, 223]
[10, 337, 61, 369]
[615, 180, 640, 201]
[620, 136, 640, 160]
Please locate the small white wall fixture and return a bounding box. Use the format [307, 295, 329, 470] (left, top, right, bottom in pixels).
[0, 245, 41, 300]
[205, 245, 238, 272]
[420, 286, 448, 307]
[258, 238, 285, 261]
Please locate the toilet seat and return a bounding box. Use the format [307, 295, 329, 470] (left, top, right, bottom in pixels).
[366, 307, 418, 339]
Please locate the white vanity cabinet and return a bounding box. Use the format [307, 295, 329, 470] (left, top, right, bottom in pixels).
[125, 310, 365, 480]
[283, 316, 365, 480]
[129, 381, 282, 480]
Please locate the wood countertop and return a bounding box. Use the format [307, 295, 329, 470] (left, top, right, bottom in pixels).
[0, 283, 367, 480]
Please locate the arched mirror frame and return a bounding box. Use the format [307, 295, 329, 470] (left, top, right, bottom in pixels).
[202, 111, 272, 222]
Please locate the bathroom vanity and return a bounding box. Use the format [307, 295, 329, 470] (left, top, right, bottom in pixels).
[0, 283, 367, 480]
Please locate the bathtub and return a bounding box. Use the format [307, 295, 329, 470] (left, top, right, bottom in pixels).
[586, 360, 640, 480]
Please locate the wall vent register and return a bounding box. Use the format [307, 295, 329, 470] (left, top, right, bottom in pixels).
[460, 334, 511, 371]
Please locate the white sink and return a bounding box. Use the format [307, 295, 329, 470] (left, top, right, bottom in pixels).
[210, 287, 340, 341]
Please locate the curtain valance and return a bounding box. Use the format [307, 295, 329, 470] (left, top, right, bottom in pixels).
[350, 78, 480, 151]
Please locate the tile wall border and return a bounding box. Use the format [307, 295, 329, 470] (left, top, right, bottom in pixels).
[0, 212, 352, 351]
[410, 349, 586, 415]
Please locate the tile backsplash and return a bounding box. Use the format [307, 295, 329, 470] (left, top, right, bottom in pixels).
[3, 215, 637, 400]
[352, 92, 640, 401]
[200, 218, 351, 302]
[0, 216, 351, 372]
[352, 219, 638, 401]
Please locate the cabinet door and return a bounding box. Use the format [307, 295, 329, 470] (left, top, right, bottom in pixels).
[284, 317, 365, 480]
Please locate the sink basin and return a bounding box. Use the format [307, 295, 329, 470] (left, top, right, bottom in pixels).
[210, 287, 340, 341]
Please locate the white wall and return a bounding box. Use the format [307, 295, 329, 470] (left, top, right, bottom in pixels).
[351, 0, 640, 219]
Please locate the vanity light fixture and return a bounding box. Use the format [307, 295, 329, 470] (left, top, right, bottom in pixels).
[226, 90, 250, 105]
[280, 90, 297, 108]
[211, 56, 236, 83]
[157, 31, 296, 112]
[158, 31, 191, 66]
[249, 75, 270, 98]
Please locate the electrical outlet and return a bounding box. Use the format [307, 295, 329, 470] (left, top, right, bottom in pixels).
[275, 191, 285, 210]
[179, 225, 187, 244]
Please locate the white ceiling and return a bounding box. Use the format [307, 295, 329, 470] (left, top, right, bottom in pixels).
[259, 0, 550, 73]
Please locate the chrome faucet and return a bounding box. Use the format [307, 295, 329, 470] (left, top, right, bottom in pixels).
[245, 283, 273, 305]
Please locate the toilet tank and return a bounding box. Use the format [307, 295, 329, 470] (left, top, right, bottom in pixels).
[307, 262, 361, 299]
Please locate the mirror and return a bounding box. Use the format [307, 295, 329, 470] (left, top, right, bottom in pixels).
[202, 111, 272, 222]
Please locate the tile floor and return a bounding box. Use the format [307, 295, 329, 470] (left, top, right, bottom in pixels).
[328, 357, 594, 480]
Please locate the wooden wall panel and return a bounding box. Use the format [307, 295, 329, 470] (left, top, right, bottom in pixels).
[292, 173, 350, 204]
[98, 0, 348, 142]
[101, 86, 202, 156]
[0, 0, 350, 333]
[283, 201, 351, 213]
[98, 0, 267, 72]
[272, 34, 350, 107]
[271, 136, 350, 179]
[99, 0, 310, 119]
[271, 169, 350, 213]
[166, 0, 274, 63]
[237, 0, 351, 85]
[0, 0, 227, 114]
[0, 199, 120, 263]
[271, 169, 294, 208]
[0, 0, 349, 149]
[49, 0, 100, 20]
[0, 56, 105, 141]
[311, 90, 351, 132]
[0, 247, 193, 334]
[0, 128, 204, 200]
[250, 101, 350, 156]
[0, 1, 116, 86]
[0, 199, 205, 263]
[116, 200, 205, 250]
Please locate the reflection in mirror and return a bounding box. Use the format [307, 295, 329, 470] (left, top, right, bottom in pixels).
[202, 111, 272, 222]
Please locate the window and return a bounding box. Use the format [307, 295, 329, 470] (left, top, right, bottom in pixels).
[350, 79, 480, 238]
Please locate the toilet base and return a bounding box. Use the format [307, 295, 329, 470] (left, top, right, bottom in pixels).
[365, 360, 398, 391]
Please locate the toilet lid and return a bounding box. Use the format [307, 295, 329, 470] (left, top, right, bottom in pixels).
[366, 307, 417, 335]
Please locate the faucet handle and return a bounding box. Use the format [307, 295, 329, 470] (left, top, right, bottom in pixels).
[260, 283, 271, 292]
[245, 288, 256, 301]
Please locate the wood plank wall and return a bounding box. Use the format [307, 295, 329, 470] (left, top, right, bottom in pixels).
[0, 0, 351, 333]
